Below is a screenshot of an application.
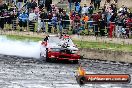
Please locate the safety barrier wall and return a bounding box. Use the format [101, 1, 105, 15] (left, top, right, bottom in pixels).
[80, 48, 132, 63]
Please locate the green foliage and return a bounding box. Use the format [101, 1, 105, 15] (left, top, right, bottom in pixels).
[6, 35, 42, 42]
[73, 40, 132, 52]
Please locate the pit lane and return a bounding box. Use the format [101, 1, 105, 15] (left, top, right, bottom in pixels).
[0, 54, 131, 88]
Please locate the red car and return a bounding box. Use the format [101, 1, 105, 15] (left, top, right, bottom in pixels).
[45, 48, 80, 63]
[40, 35, 80, 63]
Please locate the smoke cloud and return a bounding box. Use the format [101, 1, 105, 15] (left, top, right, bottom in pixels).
[0, 36, 40, 58]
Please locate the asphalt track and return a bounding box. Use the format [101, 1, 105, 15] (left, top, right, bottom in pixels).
[0, 54, 132, 88]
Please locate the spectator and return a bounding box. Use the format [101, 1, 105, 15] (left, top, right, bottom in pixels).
[0, 2, 8, 30]
[0, 0, 131, 39]
[57, 12, 63, 33]
[29, 9, 37, 32]
[9, 3, 17, 30]
[18, 11, 28, 31]
[73, 13, 81, 34]
[50, 4, 56, 13]
[30, 0, 37, 10]
[7, 5, 16, 30]
[88, 3, 94, 17]
[62, 11, 70, 29]
[1, 2, 8, 30]
[23, 0, 32, 13]
[91, 12, 101, 36]
[81, 4, 88, 14]
[110, 12, 117, 22]
[82, 13, 89, 23]
[39, 9, 47, 32]
[115, 15, 125, 37]
[111, 4, 117, 13]
[70, 10, 75, 29]
[17, 0, 23, 11]
[82, 13, 89, 29]
[47, 12, 53, 33]
[70, 10, 75, 21]
[68, 0, 74, 12]
[51, 13, 58, 33]
[45, 0, 52, 11]
[99, 14, 107, 36]
[94, 0, 101, 10]
[75, 2, 81, 14]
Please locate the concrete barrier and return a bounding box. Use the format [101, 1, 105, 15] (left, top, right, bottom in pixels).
[80, 48, 132, 63]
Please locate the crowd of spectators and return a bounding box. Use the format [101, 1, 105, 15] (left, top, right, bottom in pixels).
[0, 0, 132, 38]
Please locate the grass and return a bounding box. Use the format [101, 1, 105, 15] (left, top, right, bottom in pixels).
[74, 40, 132, 52]
[6, 35, 42, 42]
[4, 34, 132, 52]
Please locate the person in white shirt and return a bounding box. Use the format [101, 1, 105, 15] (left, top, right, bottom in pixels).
[29, 11, 37, 21]
[81, 4, 88, 14]
[29, 10, 37, 32]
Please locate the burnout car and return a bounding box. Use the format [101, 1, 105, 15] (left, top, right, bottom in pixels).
[40, 35, 80, 63]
